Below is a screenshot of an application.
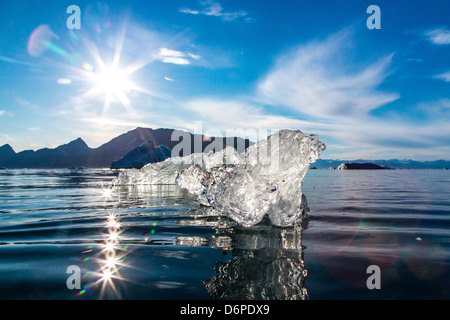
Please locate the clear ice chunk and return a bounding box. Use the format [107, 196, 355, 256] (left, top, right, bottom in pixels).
[113, 129, 325, 228]
[176, 129, 325, 227]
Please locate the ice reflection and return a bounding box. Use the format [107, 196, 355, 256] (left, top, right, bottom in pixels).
[175, 204, 309, 300]
[114, 184, 190, 202]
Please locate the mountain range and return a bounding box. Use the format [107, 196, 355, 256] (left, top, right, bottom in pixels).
[0, 127, 449, 169]
[0, 127, 252, 169]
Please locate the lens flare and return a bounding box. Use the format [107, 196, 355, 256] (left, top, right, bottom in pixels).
[83, 63, 95, 72]
[27, 25, 56, 57]
[77, 289, 87, 296]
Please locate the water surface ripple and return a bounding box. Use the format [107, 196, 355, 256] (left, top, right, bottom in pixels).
[0, 169, 448, 299]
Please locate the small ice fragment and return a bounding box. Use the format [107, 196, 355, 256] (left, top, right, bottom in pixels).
[113, 153, 203, 186]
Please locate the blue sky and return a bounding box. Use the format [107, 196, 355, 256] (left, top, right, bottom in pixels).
[0, 0, 449, 160]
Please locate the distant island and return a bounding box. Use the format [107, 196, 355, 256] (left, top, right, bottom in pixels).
[0, 127, 449, 169]
[313, 159, 450, 170]
[335, 163, 390, 170]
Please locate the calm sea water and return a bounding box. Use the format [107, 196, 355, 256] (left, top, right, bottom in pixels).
[0, 168, 448, 300]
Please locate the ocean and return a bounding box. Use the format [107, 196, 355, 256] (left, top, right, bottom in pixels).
[0, 168, 448, 300]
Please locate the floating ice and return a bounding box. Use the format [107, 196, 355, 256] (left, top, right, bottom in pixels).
[113, 153, 203, 186]
[113, 129, 325, 228]
[176, 130, 325, 227]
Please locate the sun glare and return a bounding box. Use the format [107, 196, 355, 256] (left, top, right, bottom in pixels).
[96, 67, 131, 94]
[102, 269, 112, 281]
[102, 188, 113, 198]
[55, 21, 157, 118]
[86, 64, 136, 110]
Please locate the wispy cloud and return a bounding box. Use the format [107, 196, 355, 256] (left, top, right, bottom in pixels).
[0, 55, 41, 68]
[425, 27, 450, 45]
[0, 133, 16, 142]
[187, 53, 201, 60]
[257, 31, 399, 120]
[0, 110, 4, 117]
[156, 48, 201, 65]
[175, 30, 450, 159]
[179, 8, 200, 15]
[183, 98, 324, 130]
[406, 58, 423, 63]
[201, 0, 223, 16]
[180, 0, 250, 22]
[156, 48, 190, 65]
[15, 97, 40, 109]
[82, 117, 155, 128]
[178, 95, 450, 160]
[415, 99, 450, 119]
[179, 98, 326, 142]
[164, 76, 175, 81]
[434, 71, 450, 82]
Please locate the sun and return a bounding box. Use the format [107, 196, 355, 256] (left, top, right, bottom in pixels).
[72, 24, 154, 116]
[84, 63, 137, 112]
[96, 67, 131, 95]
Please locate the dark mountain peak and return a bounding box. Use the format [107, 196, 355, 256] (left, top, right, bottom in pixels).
[127, 127, 161, 135]
[62, 137, 89, 148]
[95, 127, 177, 160]
[56, 137, 90, 155]
[0, 144, 15, 155]
[71, 137, 88, 147]
[134, 127, 152, 132]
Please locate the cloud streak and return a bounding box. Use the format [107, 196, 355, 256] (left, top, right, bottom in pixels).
[176, 30, 450, 159]
[425, 27, 450, 45]
[257, 31, 399, 120]
[179, 95, 450, 160]
[156, 48, 190, 65]
[183, 98, 325, 130]
[155, 48, 201, 65]
[179, 98, 328, 142]
[180, 0, 249, 22]
[435, 71, 450, 82]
